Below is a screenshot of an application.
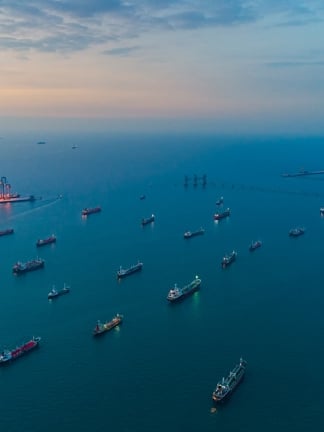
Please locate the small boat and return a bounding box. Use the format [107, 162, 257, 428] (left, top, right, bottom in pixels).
[81, 206, 101, 216]
[221, 250, 237, 268]
[37, 141, 46, 145]
[48, 283, 70, 299]
[167, 275, 201, 302]
[141, 214, 155, 225]
[216, 196, 224, 206]
[289, 227, 305, 237]
[0, 336, 41, 364]
[0, 228, 14, 237]
[93, 314, 123, 336]
[117, 262, 143, 279]
[72, 144, 78, 149]
[212, 358, 247, 403]
[36, 234, 56, 247]
[13, 258, 45, 275]
[249, 240, 262, 251]
[320, 208, 324, 216]
[214, 208, 230, 221]
[184, 228, 205, 239]
[139, 194, 146, 200]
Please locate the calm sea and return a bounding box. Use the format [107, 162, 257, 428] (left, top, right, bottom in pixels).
[0, 132, 324, 432]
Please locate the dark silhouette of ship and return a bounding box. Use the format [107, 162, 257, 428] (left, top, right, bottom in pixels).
[48, 283, 70, 299]
[184, 228, 205, 239]
[36, 234, 56, 247]
[216, 196, 224, 206]
[221, 250, 237, 268]
[0, 228, 14, 237]
[117, 262, 143, 279]
[167, 275, 201, 302]
[93, 314, 123, 336]
[212, 358, 247, 403]
[249, 240, 262, 251]
[13, 258, 45, 275]
[141, 214, 155, 225]
[214, 208, 230, 221]
[81, 206, 101, 216]
[289, 227, 305, 237]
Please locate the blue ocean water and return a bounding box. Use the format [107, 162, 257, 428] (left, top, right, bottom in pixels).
[1, 133, 324, 432]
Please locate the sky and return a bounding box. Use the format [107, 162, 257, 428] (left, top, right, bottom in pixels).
[1, 0, 324, 134]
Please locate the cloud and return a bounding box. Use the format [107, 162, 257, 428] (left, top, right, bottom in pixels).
[0, 0, 323, 53]
[102, 46, 140, 57]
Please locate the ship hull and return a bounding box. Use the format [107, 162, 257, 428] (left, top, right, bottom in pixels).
[13, 261, 45, 275]
[167, 282, 201, 302]
[0, 195, 35, 204]
[0, 338, 41, 365]
[93, 321, 122, 336]
[117, 266, 142, 278]
[212, 374, 245, 403]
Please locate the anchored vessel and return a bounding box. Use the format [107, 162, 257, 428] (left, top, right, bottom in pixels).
[320, 208, 324, 216]
[36, 234, 56, 247]
[0, 336, 41, 364]
[0, 228, 14, 237]
[48, 283, 70, 299]
[216, 196, 224, 206]
[13, 258, 45, 275]
[214, 208, 230, 221]
[167, 275, 201, 302]
[141, 214, 155, 225]
[289, 227, 305, 237]
[212, 358, 247, 403]
[93, 314, 123, 336]
[249, 240, 262, 251]
[81, 206, 101, 216]
[221, 251, 237, 268]
[184, 228, 205, 239]
[117, 262, 143, 279]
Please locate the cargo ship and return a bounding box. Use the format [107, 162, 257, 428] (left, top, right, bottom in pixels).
[117, 262, 143, 279]
[214, 208, 230, 221]
[48, 283, 70, 299]
[36, 234, 56, 247]
[141, 214, 155, 225]
[13, 258, 45, 275]
[81, 206, 101, 216]
[216, 196, 224, 206]
[221, 250, 237, 268]
[0, 228, 14, 237]
[249, 240, 262, 251]
[167, 275, 201, 302]
[212, 358, 247, 403]
[93, 314, 123, 336]
[289, 227, 305, 237]
[184, 228, 205, 239]
[0, 336, 41, 364]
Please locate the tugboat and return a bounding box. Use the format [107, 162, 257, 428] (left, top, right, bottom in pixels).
[0, 336, 41, 364]
[0, 228, 14, 237]
[184, 228, 205, 239]
[117, 262, 143, 279]
[216, 196, 224, 206]
[13, 258, 45, 275]
[249, 240, 262, 251]
[141, 214, 155, 225]
[93, 314, 123, 336]
[214, 208, 230, 221]
[212, 358, 247, 403]
[167, 275, 201, 302]
[48, 283, 70, 299]
[36, 234, 56, 247]
[289, 227, 305, 237]
[221, 251, 237, 268]
[81, 206, 101, 216]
